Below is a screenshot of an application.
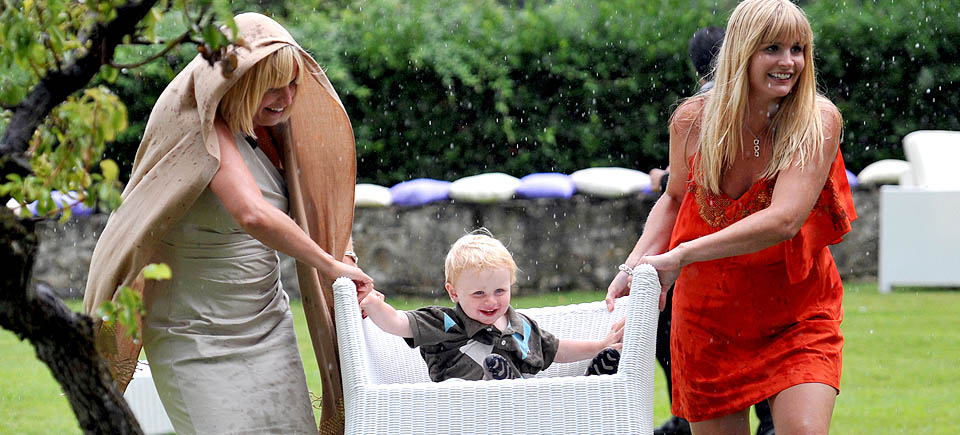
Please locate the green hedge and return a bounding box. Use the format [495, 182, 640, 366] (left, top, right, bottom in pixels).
[808, 0, 960, 168]
[292, 0, 737, 184]
[103, 0, 960, 185]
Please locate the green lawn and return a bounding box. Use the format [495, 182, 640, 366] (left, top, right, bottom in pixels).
[2, 283, 957, 434]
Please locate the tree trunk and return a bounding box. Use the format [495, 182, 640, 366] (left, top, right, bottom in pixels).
[0, 209, 143, 434]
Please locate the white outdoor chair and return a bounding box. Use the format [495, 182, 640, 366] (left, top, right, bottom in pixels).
[878, 130, 960, 292]
[902, 130, 960, 188]
[332, 264, 660, 435]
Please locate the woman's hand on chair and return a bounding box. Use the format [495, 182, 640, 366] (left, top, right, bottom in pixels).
[605, 270, 632, 312]
[329, 261, 374, 302]
[639, 252, 681, 311]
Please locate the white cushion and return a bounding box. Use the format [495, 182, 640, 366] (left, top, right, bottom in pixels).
[902, 130, 960, 188]
[857, 159, 910, 186]
[898, 167, 915, 187]
[571, 167, 650, 198]
[354, 183, 392, 207]
[449, 172, 521, 203]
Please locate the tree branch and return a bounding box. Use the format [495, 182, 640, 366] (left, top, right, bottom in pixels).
[0, 0, 160, 162]
[109, 30, 197, 69]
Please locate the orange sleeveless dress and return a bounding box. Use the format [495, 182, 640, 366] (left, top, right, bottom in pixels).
[668, 148, 857, 421]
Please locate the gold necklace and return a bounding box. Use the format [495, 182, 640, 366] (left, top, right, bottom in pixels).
[744, 124, 762, 157]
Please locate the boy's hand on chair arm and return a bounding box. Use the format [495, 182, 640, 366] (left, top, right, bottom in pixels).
[602, 317, 626, 350]
[359, 289, 385, 318]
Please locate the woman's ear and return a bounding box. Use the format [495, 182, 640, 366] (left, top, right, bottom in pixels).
[445, 282, 459, 303]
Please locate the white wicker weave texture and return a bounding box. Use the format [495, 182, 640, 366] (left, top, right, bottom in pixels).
[333, 264, 660, 435]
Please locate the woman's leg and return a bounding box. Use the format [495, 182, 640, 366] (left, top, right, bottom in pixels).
[768, 383, 837, 435]
[690, 408, 750, 435]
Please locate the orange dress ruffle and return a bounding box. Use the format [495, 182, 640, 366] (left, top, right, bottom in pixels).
[668, 148, 857, 422]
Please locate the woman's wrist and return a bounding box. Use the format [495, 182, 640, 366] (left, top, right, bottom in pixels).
[314, 250, 340, 278]
[673, 242, 692, 267]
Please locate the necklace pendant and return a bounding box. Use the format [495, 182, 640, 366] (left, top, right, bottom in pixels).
[753, 138, 760, 157]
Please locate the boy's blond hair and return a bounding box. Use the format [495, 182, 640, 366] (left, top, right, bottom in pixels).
[219, 45, 305, 138]
[444, 230, 517, 286]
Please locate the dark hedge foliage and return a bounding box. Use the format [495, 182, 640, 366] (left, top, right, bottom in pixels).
[295, 0, 739, 184]
[807, 0, 960, 171]
[103, 0, 960, 184]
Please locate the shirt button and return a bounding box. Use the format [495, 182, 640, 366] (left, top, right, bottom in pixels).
[487, 327, 492, 332]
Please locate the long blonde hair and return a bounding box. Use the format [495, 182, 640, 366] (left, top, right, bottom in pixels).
[695, 0, 824, 194]
[219, 45, 305, 138]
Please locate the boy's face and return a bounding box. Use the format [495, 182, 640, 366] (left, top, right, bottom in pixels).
[446, 267, 512, 328]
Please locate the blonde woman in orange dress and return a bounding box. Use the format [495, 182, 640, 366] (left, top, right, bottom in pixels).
[606, 0, 856, 433]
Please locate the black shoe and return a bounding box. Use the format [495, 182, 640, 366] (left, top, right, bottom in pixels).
[585, 347, 621, 376]
[483, 354, 519, 380]
[654, 416, 691, 435]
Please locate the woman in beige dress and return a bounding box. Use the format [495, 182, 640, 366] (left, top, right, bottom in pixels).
[84, 13, 371, 434]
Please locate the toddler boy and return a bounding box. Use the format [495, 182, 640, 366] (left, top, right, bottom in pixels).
[360, 231, 623, 381]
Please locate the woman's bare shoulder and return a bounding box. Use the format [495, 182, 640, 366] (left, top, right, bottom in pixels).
[670, 96, 706, 132]
[816, 96, 843, 139]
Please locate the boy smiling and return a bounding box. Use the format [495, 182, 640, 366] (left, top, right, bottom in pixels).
[360, 230, 623, 381]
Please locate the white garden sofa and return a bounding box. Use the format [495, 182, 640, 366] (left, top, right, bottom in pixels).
[878, 130, 960, 293]
[331, 264, 660, 435]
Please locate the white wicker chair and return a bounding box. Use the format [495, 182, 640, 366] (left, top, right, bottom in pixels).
[332, 264, 660, 434]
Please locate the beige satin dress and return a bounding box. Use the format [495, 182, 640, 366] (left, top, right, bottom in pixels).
[142, 134, 316, 434]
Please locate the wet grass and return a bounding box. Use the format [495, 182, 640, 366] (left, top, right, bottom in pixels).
[2, 283, 957, 433]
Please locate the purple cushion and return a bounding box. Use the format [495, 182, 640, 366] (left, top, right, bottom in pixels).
[515, 173, 576, 199]
[25, 190, 94, 217]
[846, 169, 858, 187]
[389, 178, 452, 207]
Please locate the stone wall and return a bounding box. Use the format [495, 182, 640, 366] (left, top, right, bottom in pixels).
[29, 187, 880, 300]
[830, 188, 879, 279]
[351, 196, 652, 297]
[30, 214, 107, 299]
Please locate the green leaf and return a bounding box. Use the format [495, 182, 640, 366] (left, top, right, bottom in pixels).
[94, 302, 116, 323]
[100, 159, 119, 181]
[142, 263, 172, 280]
[58, 207, 72, 224]
[202, 23, 221, 50]
[110, 286, 145, 340]
[143, 9, 161, 43]
[100, 65, 120, 84]
[48, 27, 65, 54]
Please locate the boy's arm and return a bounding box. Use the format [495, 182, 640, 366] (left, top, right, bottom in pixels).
[359, 290, 413, 338]
[553, 318, 625, 363]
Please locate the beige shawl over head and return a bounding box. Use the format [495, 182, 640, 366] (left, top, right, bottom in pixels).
[82, 13, 355, 433]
